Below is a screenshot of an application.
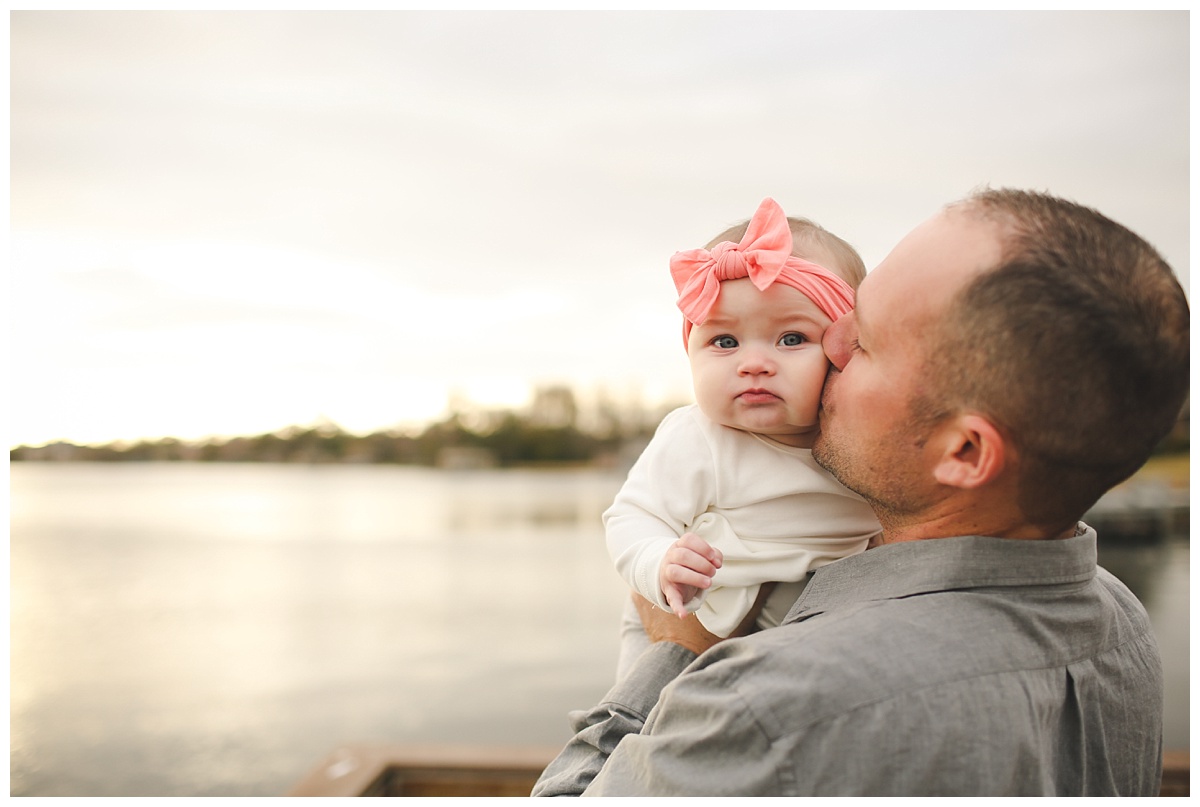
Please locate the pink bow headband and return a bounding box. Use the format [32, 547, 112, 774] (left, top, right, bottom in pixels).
[670, 197, 856, 348]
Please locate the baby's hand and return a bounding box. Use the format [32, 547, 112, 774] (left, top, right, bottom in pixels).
[659, 532, 723, 619]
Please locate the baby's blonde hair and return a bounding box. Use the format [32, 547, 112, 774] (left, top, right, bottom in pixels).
[705, 217, 867, 289]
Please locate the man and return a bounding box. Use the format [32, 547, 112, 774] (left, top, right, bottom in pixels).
[532, 189, 1189, 796]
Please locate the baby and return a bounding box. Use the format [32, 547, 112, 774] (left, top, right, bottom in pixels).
[605, 198, 881, 678]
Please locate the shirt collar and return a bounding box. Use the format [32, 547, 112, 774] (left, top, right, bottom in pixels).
[784, 524, 1099, 624]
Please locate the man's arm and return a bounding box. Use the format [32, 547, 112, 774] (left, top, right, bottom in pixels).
[530, 639, 697, 796]
[531, 594, 764, 796]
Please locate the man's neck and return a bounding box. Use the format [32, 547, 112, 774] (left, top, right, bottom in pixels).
[871, 503, 1075, 546]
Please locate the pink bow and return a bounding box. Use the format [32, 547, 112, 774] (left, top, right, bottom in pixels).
[670, 198, 856, 347]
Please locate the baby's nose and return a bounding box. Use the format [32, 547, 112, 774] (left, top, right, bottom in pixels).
[738, 347, 775, 374]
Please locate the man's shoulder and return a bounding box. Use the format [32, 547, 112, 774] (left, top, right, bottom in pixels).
[688, 572, 1156, 730]
[703, 598, 939, 702]
[667, 598, 939, 734]
[640, 562, 1161, 795]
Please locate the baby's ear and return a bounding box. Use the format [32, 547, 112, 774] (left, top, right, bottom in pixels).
[931, 414, 1007, 490]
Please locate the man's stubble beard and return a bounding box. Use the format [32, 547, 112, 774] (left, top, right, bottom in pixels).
[814, 408, 941, 529]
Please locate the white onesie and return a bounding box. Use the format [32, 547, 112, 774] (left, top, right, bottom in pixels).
[605, 405, 880, 638]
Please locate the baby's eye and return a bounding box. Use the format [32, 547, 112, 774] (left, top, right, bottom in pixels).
[779, 333, 807, 347]
[712, 335, 738, 349]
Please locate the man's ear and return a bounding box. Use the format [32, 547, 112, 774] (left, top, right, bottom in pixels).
[931, 414, 1007, 490]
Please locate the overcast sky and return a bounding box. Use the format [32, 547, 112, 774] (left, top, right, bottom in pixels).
[9, 10, 1190, 447]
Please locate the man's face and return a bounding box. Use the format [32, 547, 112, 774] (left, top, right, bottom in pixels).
[812, 207, 1003, 514]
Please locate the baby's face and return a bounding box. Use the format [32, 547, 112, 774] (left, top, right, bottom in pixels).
[687, 278, 834, 448]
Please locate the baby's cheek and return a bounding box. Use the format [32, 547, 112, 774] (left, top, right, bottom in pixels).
[801, 351, 832, 389]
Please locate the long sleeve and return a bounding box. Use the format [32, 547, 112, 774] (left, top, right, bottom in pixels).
[604, 405, 878, 624]
[530, 642, 697, 796]
[603, 407, 717, 610]
[532, 639, 785, 797]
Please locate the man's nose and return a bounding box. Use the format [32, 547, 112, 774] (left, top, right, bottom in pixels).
[823, 313, 855, 371]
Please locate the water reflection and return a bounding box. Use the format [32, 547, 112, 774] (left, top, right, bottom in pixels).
[437, 470, 616, 532]
[10, 463, 633, 796]
[9, 463, 1189, 796]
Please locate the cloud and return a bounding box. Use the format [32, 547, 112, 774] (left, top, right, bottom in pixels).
[9, 11, 1189, 445]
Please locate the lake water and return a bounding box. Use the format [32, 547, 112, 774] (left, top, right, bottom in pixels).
[9, 463, 1190, 796]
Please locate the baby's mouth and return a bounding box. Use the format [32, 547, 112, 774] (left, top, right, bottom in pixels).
[738, 389, 779, 403]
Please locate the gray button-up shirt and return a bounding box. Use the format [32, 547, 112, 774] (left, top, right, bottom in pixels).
[533, 528, 1163, 796]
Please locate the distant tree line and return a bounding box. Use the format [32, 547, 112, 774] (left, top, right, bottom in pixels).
[10, 386, 1189, 467]
[10, 386, 677, 469]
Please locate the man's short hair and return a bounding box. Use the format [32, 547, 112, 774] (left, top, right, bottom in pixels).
[922, 188, 1189, 531]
